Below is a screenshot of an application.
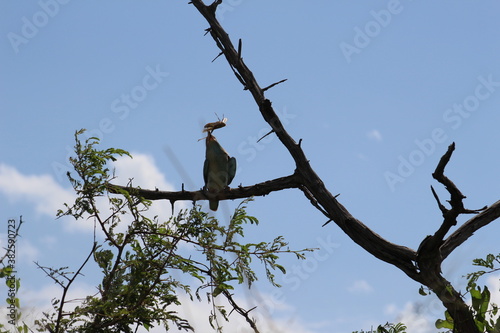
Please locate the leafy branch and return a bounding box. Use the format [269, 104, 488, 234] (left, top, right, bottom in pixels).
[34, 130, 314, 332]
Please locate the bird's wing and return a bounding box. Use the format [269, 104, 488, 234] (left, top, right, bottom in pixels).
[227, 157, 236, 185]
[203, 158, 209, 186]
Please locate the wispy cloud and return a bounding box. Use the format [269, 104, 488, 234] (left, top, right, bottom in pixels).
[391, 302, 435, 333]
[348, 279, 374, 293]
[366, 129, 383, 142]
[165, 290, 321, 333]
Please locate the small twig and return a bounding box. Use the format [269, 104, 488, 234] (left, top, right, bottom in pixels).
[222, 290, 260, 333]
[430, 185, 447, 214]
[54, 242, 97, 332]
[237, 38, 242, 59]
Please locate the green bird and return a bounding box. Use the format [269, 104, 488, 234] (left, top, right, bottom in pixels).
[203, 132, 236, 211]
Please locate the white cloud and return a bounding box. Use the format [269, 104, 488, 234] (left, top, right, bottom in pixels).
[487, 274, 500, 303]
[110, 153, 187, 226]
[38, 235, 57, 248]
[394, 302, 435, 333]
[0, 153, 185, 234]
[348, 279, 373, 294]
[0, 163, 75, 217]
[366, 129, 383, 142]
[13, 283, 321, 333]
[161, 290, 321, 333]
[487, 274, 500, 322]
[356, 153, 369, 161]
[113, 153, 174, 191]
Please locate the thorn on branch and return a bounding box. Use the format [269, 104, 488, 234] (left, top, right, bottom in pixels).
[298, 138, 302, 147]
[299, 185, 329, 219]
[262, 79, 287, 92]
[230, 65, 247, 88]
[322, 219, 333, 227]
[212, 51, 224, 63]
[246, 306, 258, 314]
[237, 38, 242, 59]
[257, 130, 274, 143]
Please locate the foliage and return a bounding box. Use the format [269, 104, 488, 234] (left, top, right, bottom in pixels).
[33, 129, 313, 332]
[377, 322, 407, 333]
[352, 322, 407, 333]
[435, 253, 500, 332]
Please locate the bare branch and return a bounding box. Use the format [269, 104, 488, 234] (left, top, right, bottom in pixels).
[108, 173, 301, 204]
[432, 143, 466, 221]
[419, 144, 489, 258]
[441, 200, 500, 260]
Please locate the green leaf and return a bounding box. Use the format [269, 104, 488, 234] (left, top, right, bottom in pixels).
[435, 318, 453, 329]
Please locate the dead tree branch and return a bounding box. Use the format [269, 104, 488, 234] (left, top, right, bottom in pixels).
[106, 2, 500, 332]
[109, 173, 301, 204]
[189, 0, 419, 280]
[441, 200, 500, 260]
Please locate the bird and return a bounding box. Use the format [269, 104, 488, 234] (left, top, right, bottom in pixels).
[203, 131, 236, 211]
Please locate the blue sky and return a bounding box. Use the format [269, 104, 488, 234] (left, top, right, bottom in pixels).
[1, 1, 500, 332]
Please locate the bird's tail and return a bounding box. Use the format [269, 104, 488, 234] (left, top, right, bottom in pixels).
[209, 199, 219, 211]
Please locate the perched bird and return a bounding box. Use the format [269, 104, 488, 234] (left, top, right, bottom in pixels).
[203, 131, 236, 211]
